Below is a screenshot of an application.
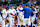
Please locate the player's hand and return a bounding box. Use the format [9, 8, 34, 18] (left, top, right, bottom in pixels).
[30, 16, 32, 18]
[19, 17, 23, 22]
[18, 15, 19, 17]
[13, 16, 15, 19]
[18, 7, 19, 9]
[20, 18, 23, 22]
[19, 18, 21, 20]
[2, 17, 4, 20]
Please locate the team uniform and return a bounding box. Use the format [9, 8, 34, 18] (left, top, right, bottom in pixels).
[17, 7, 24, 25]
[30, 7, 37, 27]
[9, 8, 16, 27]
[33, 6, 39, 27]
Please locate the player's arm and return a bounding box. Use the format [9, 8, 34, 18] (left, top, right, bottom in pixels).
[19, 8, 25, 11]
[1, 13, 3, 17]
[33, 8, 35, 11]
[31, 10, 34, 17]
[6, 16, 9, 21]
[16, 8, 21, 19]
[13, 9, 17, 18]
[1, 10, 5, 20]
[37, 9, 39, 12]
[0, 12, 4, 20]
[16, 9, 20, 19]
[32, 8, 35, 12]
[17, 12, 22, 21]
[6, 14, 9, 19]
[2, 13, 5, 20]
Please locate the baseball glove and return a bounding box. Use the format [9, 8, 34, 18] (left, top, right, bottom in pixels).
[19, 18, 23, 22]
[5, 19, 9, 24]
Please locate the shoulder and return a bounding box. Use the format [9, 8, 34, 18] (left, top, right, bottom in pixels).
[2, 9, 6, 11]
[28, 7, 31, 9]
[27, 7, 31, 11]
[2, 9, 6, 13]
[9, 9, 11, 11]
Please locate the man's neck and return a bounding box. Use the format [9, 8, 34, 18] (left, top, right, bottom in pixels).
[6, 9, 8, 11]
[11, 8, 13, 10]
[32, 7, 34, 9]
[26, 6, 28, 8]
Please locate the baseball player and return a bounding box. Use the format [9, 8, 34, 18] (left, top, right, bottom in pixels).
[1, 6, 9, 27]
[30, 4, 36, 27]
[33, 6, 39, 27]
[0, 6, 5, 27]
[0, 12, 4, 27]
[9, 4, 16, 27]
[19, 3, 32, 27]
[16, 3, 24, 27]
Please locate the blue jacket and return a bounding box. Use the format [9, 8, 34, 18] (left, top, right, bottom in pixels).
[19, 7, 31, 18]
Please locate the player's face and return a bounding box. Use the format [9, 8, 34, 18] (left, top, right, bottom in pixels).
[19, 5, 22, 7]
[36, 8, 38, 9]
[10, 6, 13, 9]
[31, 5, 34, 8]
[6, 8, 9, 11]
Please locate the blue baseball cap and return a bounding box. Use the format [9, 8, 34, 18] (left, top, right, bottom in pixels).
[6, 6, 9, 9]
[23, 4, 26, 7]
[20, 2, 23, 5]
[26, 3, 29, 6]
[10, 4, 13, 7]
[31, 4, 34, 6]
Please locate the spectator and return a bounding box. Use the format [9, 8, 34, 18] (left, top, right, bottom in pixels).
[2, 0, 5, 3]
[3, 5, 6, 9]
